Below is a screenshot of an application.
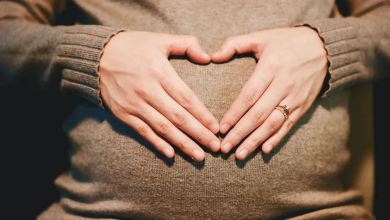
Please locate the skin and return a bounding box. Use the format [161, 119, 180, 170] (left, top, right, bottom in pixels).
[212, 26, 328, 160]
[99, 31, 220, 162]
[99, 27, 327, 161]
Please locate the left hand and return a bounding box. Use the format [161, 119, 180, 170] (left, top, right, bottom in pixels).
[211, 27, 328, 160]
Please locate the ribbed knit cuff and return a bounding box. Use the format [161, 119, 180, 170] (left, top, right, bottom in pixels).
[297, 18, 362, 98]
[56, 25, 124, 107]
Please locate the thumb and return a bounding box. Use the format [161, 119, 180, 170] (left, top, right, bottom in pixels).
[167, 35, 211, 64]
[211, 34, 259, 62]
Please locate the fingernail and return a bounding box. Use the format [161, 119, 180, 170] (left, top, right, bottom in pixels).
[221, 123, 230, 133]
[263, 144, 273, 153]
[192, 150, 204, 161]
[163, 148, 174, 157]
[222, 142, 232, 153]
[209, 140, 220, 152]
[239, 149, 248, 159]
[210, 121, 219, 134]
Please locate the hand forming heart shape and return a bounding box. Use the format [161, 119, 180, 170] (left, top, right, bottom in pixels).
[99, 27, 328, 162]
[212, 26, 328, 160]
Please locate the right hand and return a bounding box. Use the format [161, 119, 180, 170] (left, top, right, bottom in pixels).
[99, 31, 220, 162]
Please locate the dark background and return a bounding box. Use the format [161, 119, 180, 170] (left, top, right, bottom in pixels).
[1, 1, 387, 219]
[1, 89, 70, 220]
[372, 78, 390, 219]
[1, 80, 389, 219]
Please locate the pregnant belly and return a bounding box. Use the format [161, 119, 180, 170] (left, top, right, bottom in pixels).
[57, 57, 356, 220]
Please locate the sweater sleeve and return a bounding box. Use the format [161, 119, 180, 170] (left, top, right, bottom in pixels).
[0, 0, 124, 107]
[298, 0, 390, 97]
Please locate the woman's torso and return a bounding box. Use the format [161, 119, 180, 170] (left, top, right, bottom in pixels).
[39, 1, 372, 219]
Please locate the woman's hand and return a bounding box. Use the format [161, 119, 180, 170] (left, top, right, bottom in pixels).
[99, 31, 220, 162]
[211, 27, 328, 160]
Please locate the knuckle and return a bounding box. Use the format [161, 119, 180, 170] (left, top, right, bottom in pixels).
[194, 132, 206, 144]
[299, 96, 309, 105]
[234, 130, 246, 140]
[230, 111, 242, 122]
[267, 118, 281, 132]
[283, 79, 295, 90]
[178, 91, 193, 107]
[148, 62, 164, 79]
[251, 110, 267, 126]
[136, 125, 149, 138]
[154, 139, 166, 150]
[156, 122, 170, 136]
[248, 138, 261, 148]
[265, 55, 282, 73]
[286, 120, 295, 131]
[243, 89, 258, 104]
[111, 101, 134, 116]
[207, 119, 216, 128]
[109, 103, 125, 115]
[134, 87, 147, 97]
[257, 74, 270, 85]
[177, 139, 191, 151]
[127, 99, 139, 108]
[172, 111, 187, 126]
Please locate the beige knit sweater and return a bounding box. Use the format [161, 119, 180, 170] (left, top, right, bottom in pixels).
[1, 0, 389, 219]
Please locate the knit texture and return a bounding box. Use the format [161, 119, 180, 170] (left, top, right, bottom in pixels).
[297, 19, 360, 98]
[1, 0, 389, 219]
[58, 26, 124, 107]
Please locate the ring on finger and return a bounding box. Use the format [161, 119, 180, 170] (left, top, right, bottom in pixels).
[275, 104, 290, 120]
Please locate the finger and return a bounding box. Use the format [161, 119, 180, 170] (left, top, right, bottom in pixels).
[211, 34, 259, 62]
[148, 87, 220, 152]
[235, 110, 286, 160]
[219, 64, 272, 134]
[122, 114, 175, 158]
[221, 81, 295, 154]
[260, 77, 319, 154]
[167, 35, 211, 64]
[137, 105, 205, 162]
[262, 109, 300, 154]
[161, 62, 220, 134]
[221, 82, 284, 153]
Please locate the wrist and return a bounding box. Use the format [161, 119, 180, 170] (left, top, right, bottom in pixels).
[295, 26, 330, 98]
[98, 30, 126, 108]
